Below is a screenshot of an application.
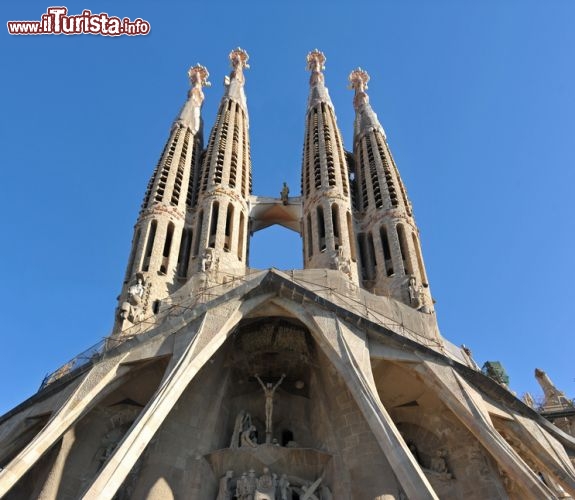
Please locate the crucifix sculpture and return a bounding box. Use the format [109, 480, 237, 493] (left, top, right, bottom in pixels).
[255, 373, 286, 443]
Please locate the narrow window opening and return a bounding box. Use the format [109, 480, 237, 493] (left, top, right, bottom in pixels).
[125, 228, 141, 281]
[209, 202, 219, 248]
[397, 224, 412, 275]
[380, 226, 394, 276]
[367, 232, 377, 280]
[346, 212, 356, 262]
[412, 232, 428, 285]
[224, 204, 234, 252]
[238, 212, 245, 261]
[307, 214, 313, 258]
[142, 220, 157, 272]
[357, 233, 368, 281]
[152, 300, 160, 314]
[177, 228, 193, 278]
[160, 222, 174, 274]
[317, 206, 326, 252]
[331, 204, 340, 249]
[193, 211, 203, 257]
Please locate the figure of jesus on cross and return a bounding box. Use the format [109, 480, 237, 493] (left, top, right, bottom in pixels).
[255, 373, 286, 444]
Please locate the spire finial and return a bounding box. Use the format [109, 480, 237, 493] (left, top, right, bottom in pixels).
[228, 47, 250, 84]
[348, 67, 370, 110]
[306, 49, 326, 86]
[188, 64, 211, 89]
[185, 64, 210, 109]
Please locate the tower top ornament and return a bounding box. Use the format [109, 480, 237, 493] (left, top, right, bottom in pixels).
[306, 49, 326, 86]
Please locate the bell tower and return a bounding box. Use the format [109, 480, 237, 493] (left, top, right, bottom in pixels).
[188, 48, 252, 281]
[114, 64, 210, 334]
[300, 50, 359, 282]
[349, 68, 433, 312]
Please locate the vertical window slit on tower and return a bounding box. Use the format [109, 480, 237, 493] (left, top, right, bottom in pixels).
[155, 129, 181, 203]
[359, 146, 368, 210]
[331, 204, 340, 248]
[374, 134, 399, 208]
[346, 212, 356, 262]
[412, 232, 427, 284]
[367, 232, 377, 279]
[230, 119, 239, 188]
[238, 211, 245, 261]
[312, 110, 321, 189]
[366, 135, 383, 209]
[321, 108, 336, 187]
[187, 137, 198, 208]
[307, 214, 313, 258]
[397, 224, 412, 275]
[224, 203, 234, 252]
[330, 109, 349, 196]
[201, 146, 211, 194]
[142, 220, 157, 272]
[171, 131, 189, 206]
[193, 211, 203, 257]
[380, 226, 394, 276]
[302, 120, 311, 195]
[209, 201, 219, 248]
[160, 222, 174, 275]
[242, 116, 249, 197]
[357, 232, 368, 281]
[346, 152, 358, 211]
[125, 228, 141, 281]
[214, 105, 228, 185]
[203, 101, 225, 190]
[177, 228, 193, 278]
[317, 205, 326, 251]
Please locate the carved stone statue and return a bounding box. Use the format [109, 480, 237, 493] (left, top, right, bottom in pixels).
[241, 425, 258, 448]
[236, 472, 249, 500]
[217, 470, 234, 500]
[120, 275, 146, 322]
[247, 469, 257, 498]
[408, 275, 420, 308]
[230, 410, 252, 448]
[430, 449, 452, 479]
[280, 182, 289, 205]
[128, 276, 145, 301]
[255, 467, 275, 499]
[255, 373, 286, 443]
[278, 474, 290, 500]
[523, 392, 536, 409]
[201, 248, 214, 272]
[330, 250, 339, 271]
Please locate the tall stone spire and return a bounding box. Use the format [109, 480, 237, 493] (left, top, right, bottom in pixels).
[113, 65, 210, 335]
[190, 48, 252, 279]
[349, 68, 432, 311]
[301, 50, 359, 282]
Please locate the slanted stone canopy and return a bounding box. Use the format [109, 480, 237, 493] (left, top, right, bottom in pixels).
[1, 270, 574, 499]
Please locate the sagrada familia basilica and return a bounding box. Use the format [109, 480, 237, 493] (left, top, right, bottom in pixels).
[0, 49, 573, 499]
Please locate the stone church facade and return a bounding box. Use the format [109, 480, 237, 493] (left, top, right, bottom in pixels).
[0, 49, 574, 499]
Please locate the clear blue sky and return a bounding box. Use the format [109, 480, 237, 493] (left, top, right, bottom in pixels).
[1, 1, 573, 416]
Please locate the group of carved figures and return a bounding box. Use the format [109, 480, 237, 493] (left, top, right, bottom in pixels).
[230, 375, 287, 448]
[217, 468, 332, 500]
[119, 274, 147, 323]
[407, 441, 453, 480]
[330, 246, 351, 278]
[407, 275, 430, 313]
[201, 248, 220, 274]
